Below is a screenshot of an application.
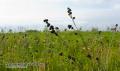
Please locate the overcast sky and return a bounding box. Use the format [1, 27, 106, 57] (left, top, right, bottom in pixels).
[0, 0, 120, 31]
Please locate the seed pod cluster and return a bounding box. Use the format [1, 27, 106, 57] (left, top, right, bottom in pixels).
[43, 19, 58, 36]
[67, 7, 75, 20]
[68, 25, 74, 29]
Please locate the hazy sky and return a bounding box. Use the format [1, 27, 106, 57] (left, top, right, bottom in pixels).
[0, 0, 120, 31]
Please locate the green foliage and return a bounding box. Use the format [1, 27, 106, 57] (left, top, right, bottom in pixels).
[0, 31, 120, 71]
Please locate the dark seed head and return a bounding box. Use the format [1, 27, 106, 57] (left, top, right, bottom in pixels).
[49, 25, 54, 30]
[59, 52, 63, 56]
[71, 27, 74, 29]
[96, 57, 99, 61]
[43, 19, 48, 23]
[51, 30, 58, 36]
[51, 29, 55, 33]
[100, 41, 103, 45]
[115, 24, 118, 27]
[47, 23, 50, 27]
[87, 54, 91, 59]
[98, 31, 102, 35]
[67, 7, 72, 12]
[73, 17, 75, 19]
[68, 11, 72, 15]
[68, 25, 72, 29]
[55, 27, 59, 30]
[74, 33, 78, 35]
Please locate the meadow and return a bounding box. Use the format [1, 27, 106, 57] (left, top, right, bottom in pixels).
[0, 30, 120, 71]
[0, 7, 120, 71]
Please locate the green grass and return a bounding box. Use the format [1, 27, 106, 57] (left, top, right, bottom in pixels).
[0, 31, 120, 71]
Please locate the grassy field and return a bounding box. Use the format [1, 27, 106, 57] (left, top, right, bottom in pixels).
[0, 31, 120, 71]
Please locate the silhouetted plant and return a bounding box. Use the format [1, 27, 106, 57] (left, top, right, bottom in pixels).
[43, 19, 58, 36]
[47, 23, 50, 27]
[49, 25, 54, 30]
[67, 7, 88, 50]
[67, 25, 74, 30]
[68, 25, 72, 29]
[115, 24, 118, 27]
[43, 19, 50, 27]
[43, 19, 48, 23]
[67, 7, 78, 29]
[50, 29, 58, 36]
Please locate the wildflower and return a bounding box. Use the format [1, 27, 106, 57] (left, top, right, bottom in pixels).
[67, 7, 72, 15]
[67, 7, 72, 12]
[51, 29, 55, 33]
[68, 25, 72, 29]
[96, 57, 99, 61]
[59, 52, 63, 56]
[43, 19, 48, 23]
[47, 23, 50, 27]
[49, 25, 54, 30]
[71, 27, 74, 29]
[43, 19, 58, 36]
[51, 29, 58, 36]
[73, 17, 75, 19]
[55, 27, 59, 30]
[115, 24, 118, 27]
[67, 7, 78, 30]
[87, 54, 91, 59]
